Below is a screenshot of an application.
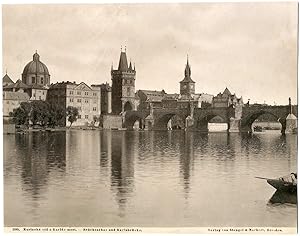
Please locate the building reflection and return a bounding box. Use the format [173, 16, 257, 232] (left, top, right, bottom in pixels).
[100, 131, 111, 168]
[240, 133, 262, 157]
[178, 131, 194, 199]
[14, 132, 66, 200]
[106, 131, 135, 216]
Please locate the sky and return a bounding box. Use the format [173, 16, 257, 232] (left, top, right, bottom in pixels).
[2, 3, 298, 105]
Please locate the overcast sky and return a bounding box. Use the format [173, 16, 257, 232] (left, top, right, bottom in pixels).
[2, 3, 298, 105]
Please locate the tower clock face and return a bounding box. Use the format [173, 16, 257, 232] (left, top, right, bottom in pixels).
[183, 85, 187, 89]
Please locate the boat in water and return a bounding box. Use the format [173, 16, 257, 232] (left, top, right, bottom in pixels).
[256, 173, 297, 193]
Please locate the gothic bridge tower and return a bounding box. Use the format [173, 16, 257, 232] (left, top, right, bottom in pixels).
[180, 56, 195, 98]
[111, 48, 136, 114]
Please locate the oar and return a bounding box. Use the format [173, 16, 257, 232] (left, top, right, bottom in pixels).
[255, 176, 270, 180]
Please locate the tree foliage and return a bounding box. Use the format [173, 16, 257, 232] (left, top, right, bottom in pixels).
[9, 102, 31, 126]
[10, 101, 68, 128]
[66, 106, 79, 128]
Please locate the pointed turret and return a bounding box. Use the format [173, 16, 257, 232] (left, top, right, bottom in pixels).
[118, 51, 129, 71]
[129, 61, 133, 70]
[185, 56, 191, 78]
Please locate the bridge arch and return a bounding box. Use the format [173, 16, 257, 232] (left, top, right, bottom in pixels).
[241, 110, 284, 133]
[124, 111, 149, 130]
[194, 113, 229, 132]
[153, 113, 187, 130]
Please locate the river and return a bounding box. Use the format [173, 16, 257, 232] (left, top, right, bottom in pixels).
[4, 130, 297, 227]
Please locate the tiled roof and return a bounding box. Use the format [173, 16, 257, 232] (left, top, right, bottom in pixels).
[3, 74, 14, 84]
[4, 79, 29, 89]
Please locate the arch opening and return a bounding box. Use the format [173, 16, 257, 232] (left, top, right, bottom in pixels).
[196, 114, 228, 132]
[246, 112, 282, 133]
[124, 114, 145, 130]
[154, 113, 186, 130]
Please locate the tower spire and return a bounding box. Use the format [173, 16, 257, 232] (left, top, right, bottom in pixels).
[289, 97, 292, 114]
[185, 54, 191, 78]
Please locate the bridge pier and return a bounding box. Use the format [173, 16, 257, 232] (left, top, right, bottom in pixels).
[285, 114, 297, 134]
[228, 118, 241, 133]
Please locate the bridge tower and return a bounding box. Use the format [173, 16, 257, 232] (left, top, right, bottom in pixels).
[180, 56, 195, 98]
[111, 48, 136, 114]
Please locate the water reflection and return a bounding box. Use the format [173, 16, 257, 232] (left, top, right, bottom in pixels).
[269, 190, 297, 205]
[109, 131, 135, 216]
[14, 132, 66, 199]
[4, 130, 297, 227]
[179, 132, 194, 199]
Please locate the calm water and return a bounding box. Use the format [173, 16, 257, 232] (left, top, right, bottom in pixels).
[4, 130, 297, 227]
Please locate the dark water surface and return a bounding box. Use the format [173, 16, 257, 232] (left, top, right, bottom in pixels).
[4, 130, 297, 227]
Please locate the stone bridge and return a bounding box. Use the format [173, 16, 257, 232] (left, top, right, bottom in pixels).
[124, 104, 297, 134]
[240, 105, 298, 133]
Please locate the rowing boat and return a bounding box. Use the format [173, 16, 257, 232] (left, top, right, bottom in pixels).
[256, 173, 297, 193]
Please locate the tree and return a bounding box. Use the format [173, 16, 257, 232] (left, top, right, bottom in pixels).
[66, 106, 79, 128]
[9, 102, 31, 126]
[30, 100, 50, 127]
[48, 104, 66, 127]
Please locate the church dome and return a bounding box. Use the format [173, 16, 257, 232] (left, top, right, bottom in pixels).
[22, 52, 50, 76]
[22, 52, 50, 86]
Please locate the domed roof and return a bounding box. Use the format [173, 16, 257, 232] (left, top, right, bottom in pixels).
[22, 52, 50, 76]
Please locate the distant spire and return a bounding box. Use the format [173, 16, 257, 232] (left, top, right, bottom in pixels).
[289, 97, 292, 114]
[121, 45, 122, 52]
[111, 62, 113, 71]
[134, 63, 135, 71]
[5, 68, 7, 75]
[184, 55, 191, 78]
[125, 46, 127, 53]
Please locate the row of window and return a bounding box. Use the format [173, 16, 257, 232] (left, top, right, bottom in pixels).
[76, 107, 97, 111]
[31, 76, 45, 84]
[78, 115, 89, 119]
[69, 91, 98, 96]
[69, 98, 97, 104]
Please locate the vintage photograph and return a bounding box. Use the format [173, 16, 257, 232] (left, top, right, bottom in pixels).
[2, 2, 298, 233]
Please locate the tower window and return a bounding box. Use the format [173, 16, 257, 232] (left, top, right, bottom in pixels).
[41, 77, 44, 84]
[127, 87, 130, 96]
[32, 77, 36, 84]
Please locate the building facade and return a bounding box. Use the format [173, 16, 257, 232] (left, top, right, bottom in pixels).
[212, 87, 243, 108]
[47, 81, 101, 126]
[3, 91, 30, 121]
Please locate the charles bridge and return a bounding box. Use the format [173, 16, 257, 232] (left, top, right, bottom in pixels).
[123, 104, 298, 134]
